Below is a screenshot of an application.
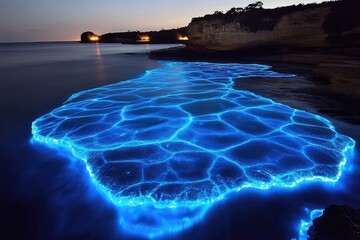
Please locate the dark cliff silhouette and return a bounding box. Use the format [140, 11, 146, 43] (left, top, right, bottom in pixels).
[80, 31, 100, 43]
[191, 0, 359, 44]
[80, 27, 188, 44]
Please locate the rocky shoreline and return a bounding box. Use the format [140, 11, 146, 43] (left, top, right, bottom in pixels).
[150, 45, 360, 125]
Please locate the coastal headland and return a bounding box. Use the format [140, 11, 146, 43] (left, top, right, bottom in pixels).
[80, 27, 188, 44]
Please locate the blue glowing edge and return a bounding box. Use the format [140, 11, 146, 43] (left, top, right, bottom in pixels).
[31, 61, 355, 237]
[299, 208, 324, 240]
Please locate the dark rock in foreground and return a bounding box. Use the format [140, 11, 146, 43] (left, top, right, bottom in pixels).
[308, 205, 360, 240]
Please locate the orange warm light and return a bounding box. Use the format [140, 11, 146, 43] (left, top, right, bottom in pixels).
[137, 35, 150, 43]
[89, 36, 100, 41]
[177, 34, 189, 41]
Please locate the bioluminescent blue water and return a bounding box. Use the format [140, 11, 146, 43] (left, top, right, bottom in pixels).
[32, 61, 355, 237]
[299, 208, 324, 240]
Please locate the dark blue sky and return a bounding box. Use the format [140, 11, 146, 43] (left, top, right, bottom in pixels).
[0, 0, 321, 42]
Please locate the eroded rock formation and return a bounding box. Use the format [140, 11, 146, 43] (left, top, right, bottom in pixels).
[188, 2, 359, 50]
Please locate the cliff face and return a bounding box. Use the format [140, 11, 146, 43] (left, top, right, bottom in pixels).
[188, 6, 331, 50]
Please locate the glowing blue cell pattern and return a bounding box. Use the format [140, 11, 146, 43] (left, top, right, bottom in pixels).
[32, 61, 355, 209]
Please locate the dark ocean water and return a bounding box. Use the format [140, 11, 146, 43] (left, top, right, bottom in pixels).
[1, 42, 359, 240]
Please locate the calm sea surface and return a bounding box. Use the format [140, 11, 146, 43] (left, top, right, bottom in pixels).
[1, 42, 359, 240]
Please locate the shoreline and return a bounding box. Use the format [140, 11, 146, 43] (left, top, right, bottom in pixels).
[150, 45, 360, 238]
[150, 45, 360, 125]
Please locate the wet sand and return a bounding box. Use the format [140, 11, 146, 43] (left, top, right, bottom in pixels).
[150, 45, 360, 238]
[150, 45, 360, 125]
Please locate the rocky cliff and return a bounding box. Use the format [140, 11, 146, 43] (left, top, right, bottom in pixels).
[188, 2, 359, 50]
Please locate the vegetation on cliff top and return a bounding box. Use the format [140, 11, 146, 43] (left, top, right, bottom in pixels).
[191, 0, 358, 34]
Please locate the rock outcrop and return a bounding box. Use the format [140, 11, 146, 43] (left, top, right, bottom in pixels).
[308, 205, 360, 240]
[80, 31, 100, 43]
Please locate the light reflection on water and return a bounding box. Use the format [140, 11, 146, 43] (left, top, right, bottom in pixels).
[0, 42, 182, 68]
[95, 43, 106, 83]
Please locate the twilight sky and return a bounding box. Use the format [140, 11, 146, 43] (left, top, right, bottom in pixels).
[0, 0, 322, 42]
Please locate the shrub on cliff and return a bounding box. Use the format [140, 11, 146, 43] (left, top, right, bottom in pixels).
[191, 1, 335, 33]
